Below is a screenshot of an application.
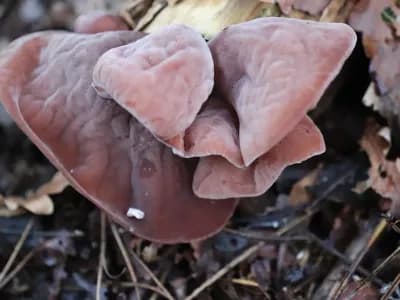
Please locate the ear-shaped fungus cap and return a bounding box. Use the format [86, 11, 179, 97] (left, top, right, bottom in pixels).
[209, 17, 356, 166]
[93, 24, 214, 141]
[0, 31, 237, 243]
[90, 18, 355, 201]
[192, 18, 355, 199]
[193, 116, 325, 199]
[0, 17, 356, 242]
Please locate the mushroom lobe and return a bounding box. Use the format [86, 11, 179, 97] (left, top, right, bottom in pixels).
[0, 30, 237, 243]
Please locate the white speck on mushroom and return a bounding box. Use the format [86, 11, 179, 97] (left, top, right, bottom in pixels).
[126, 208, 145, 219]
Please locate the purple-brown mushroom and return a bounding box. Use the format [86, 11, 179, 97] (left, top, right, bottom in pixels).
[0, 30, 237, 244]
[209, 18, 356, 167]
[93, 24, 214, 142]
[0, 16, 356, 243]
[94, 18, 355, 200]
[193, 116, 325, 199]
[189, 17, 356, 199]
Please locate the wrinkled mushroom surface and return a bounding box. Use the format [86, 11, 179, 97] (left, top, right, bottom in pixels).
[193, 116, 325, 199]
[93, 24, 214, 141]
[169, 96, 244, 166]
[209, 18, 356, 167]
[91, 18, 356, 201]
[0, 17, 357, 243]
[0, 31, 237, 243]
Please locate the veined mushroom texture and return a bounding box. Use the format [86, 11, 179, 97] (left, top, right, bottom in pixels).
[0, 16, 356, 243]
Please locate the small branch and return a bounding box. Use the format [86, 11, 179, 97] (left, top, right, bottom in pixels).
[110, 222, 141, 300]
[331, 219, 386, 300]
[381, 273, 400, 300]
[347, 245, 400, 300]
[115, 281, 172, 296]
[224, 228, 309, 242]
[0, 217, 34, 283]
[96, 212, 106, 300]
[0, 247, 36, 289]
[127, 240, 174, 300]
[309, 233, 384, 286]
[185, 241, 264, 300]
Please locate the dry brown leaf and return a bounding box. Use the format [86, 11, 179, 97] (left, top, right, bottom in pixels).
[349, 0, 398, 58]
[370, 41, 400, 94]
[362, 83, 382, 112]
[0, 172, 69, 216]
[0, 195, 24, 217]
[350, 1, 400, 137]
[288, 166, 321, 206]
[360, 120, 400, 216]
[4, 195, 54, 215]
[35, 171, 70, 197]
[142, 243, 161, 263]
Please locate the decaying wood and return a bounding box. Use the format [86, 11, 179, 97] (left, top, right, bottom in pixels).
[120, 0, 154, 28]
[121, 0, 359, 38]
[135, 0, 167, 30]
[145, 0, 268, 38]
[126, 0, 274, 38]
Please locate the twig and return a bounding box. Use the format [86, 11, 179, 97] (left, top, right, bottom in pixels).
[232, 278, 272, 299]
[116, 281, 173, 295]
[110, 222, 141, 300]
[0, 228, 84, 237]
[312, 220, 379, 300]
[96, 212, 106, 300]
[331, 219, 386, 300]
[381, 273, 400, 300]
[347, 245, 400, 300]
[185, 209, 314, 300]
[308, 168, 354, 212]
[149, 262, 173, 300]
[127, 243, 174, 300]
[331, 245, 370, 300]
[309, 233, 384, 286]
[276, 212, 312, 236]
[185, 241, 264, 300]
[224, 228, 309, 242]
[103, 263, 126, 280]
[0, 247, 36, 289]
[0, 217, 34, 283]
[271, 170, 354, 244]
